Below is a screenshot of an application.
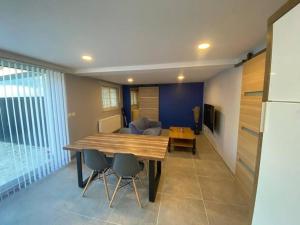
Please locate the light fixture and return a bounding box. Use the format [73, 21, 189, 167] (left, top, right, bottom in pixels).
[128, 78, 134, 83]
[198, 43, 210, 49]
[177, 75, 185, 81]
[81, 55, 93, 61]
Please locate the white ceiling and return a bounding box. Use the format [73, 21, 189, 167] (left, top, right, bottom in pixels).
[0, 0, 285, 84]
[90, 64, 233, 85]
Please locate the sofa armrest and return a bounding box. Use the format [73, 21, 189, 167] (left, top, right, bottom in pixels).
[148, 120, 162, 128]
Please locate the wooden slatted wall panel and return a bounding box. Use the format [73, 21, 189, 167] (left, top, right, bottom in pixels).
[236, 52, 266, 198]
[138, 87, 159, 121]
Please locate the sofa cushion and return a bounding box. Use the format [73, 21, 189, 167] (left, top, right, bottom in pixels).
[143, 127, 162, 136]
[129, 123, 144, 134]
[130, 117, 149, 130]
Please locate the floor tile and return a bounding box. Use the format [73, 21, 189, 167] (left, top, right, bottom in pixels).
[60, 181, 113, 221]
[194, 160, 233, 179]
[205, 200, 250, 225]
[157, 194, 208, 225]
[198, 177, 249, 205]
[196, 151, 223, 161]
[106, 185, 160, 225]
[164, 156, 195, 169]
[159, 176, 202, 199]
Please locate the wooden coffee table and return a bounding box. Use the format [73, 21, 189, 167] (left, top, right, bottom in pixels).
[168, 127, 196, 154]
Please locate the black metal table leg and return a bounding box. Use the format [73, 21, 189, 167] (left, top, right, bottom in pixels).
[192, 139, 196, 155]
[149, 160, 161, 202]
[157, 161, 161, 175]
[76, 152, 84, 188]
[76, 151, 98, 188]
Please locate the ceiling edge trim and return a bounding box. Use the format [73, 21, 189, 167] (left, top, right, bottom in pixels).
[74, 59, 239, 75]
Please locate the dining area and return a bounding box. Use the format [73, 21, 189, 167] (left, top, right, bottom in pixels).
[63, 133, 169, 207]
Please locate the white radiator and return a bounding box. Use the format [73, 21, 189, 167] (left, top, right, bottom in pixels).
[98, 114, 121, 133]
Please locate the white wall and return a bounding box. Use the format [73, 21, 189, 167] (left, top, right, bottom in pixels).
[203, 66, 242, 173]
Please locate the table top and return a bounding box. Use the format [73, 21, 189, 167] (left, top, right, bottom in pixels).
[169, 127, 196, 140]
[63, 133, 169, 161]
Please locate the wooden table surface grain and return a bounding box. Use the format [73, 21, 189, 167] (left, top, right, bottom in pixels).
[64, 133, 169, 161]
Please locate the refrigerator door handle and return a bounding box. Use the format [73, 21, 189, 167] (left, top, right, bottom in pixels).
[260, 102, 266, 133]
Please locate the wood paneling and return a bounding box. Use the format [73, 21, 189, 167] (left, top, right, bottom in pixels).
[236, 52, 266, 198]
[64, 133, 169, 161]
[139, 97, 159, 108]
[139, 87, 159, 98]
[239, 95, 263, 133]
[237, 128, 260, 172]
[242, 53, 266, 92]
[139, 87, 159, 121]
[236, 160, 255, 196]
[139, 109, 159, 121]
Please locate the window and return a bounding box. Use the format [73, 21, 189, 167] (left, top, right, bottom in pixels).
[130, 90, 138, 105]
[101, 86, 119, 109]
[0, 58, 70, 201]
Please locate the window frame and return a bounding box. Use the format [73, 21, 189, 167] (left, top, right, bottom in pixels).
[101, 86, 120, 111]
[130, 90, 138, 106]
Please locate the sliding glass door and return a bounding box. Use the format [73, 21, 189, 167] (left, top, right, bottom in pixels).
[0, 59, 70, 200]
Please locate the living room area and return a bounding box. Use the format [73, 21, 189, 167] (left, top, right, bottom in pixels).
[1, 0, 299, 225]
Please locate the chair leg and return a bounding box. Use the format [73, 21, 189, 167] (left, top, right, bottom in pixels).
[144, 160, 148, 176]
[109, 177, 122, 208]
[82, 170, 94, 197]
[132, 177, 142, 208]
[102, 171, 110, 201]
[136, 175, 144, 187]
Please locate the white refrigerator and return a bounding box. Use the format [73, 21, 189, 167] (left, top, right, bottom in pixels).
[252, 3, 300, 225]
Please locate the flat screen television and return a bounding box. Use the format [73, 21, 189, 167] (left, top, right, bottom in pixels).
[204, 104, 215, 132]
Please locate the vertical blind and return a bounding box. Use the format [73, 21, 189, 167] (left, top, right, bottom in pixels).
[0, 58, 70, 201]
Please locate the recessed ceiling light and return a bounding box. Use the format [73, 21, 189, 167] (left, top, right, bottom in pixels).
[198, 43, 210, 49]
[128, 78, 134, 83]
[177, 75, 185, 80]
[81, 55, 93, 61]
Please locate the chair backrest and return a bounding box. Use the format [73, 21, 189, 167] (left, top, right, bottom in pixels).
[83, 149, 109, 172]
[112, 153, 141, 177]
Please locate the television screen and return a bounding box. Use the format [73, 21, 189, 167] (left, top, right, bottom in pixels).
[204, 104, 215, 132]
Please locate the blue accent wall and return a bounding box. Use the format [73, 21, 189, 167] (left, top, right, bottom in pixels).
[122, 82, 204, 130]
[122, 85, 132, 127]
[159, 83, 204, 129]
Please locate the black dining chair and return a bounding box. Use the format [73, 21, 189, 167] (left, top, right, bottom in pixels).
[109, 153, 144, 208]
[82, 149, 111, 201]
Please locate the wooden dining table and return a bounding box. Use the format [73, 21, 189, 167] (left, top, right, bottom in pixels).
[63, 133, 169, 202]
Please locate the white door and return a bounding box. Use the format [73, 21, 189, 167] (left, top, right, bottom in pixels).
[252, 102, 300, 225]
[269, 4, 300, 102]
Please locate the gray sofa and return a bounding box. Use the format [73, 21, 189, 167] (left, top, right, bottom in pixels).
[120, 117, 162, 136]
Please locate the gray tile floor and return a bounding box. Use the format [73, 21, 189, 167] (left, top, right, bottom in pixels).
[0, 134, 250, 225]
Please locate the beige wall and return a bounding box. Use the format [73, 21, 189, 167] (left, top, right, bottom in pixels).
[65, 74, 122, 143]
[203, 66, 242, 173]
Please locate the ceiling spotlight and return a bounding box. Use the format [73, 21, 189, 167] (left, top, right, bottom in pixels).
[177, 75, 185, 80]
[81, 55, 93, 61]
[128, 78, 134, 83]
[198, 43, 210, 49]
